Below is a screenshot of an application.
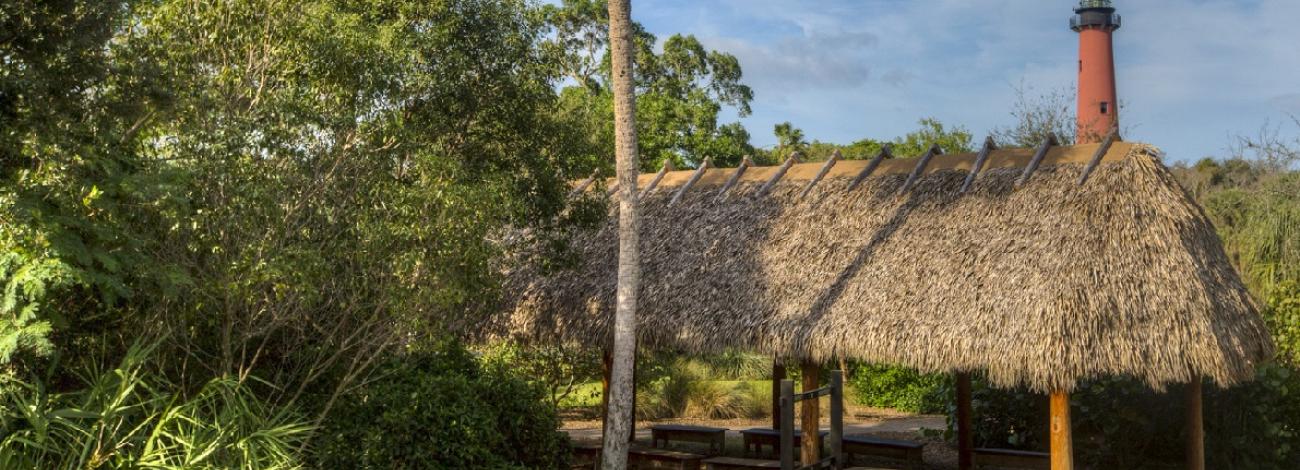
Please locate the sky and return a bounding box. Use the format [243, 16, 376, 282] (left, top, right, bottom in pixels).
[621, 0, 1300, 162]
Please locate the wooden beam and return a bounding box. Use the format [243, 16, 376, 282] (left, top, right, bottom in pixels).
[1050, 391, 1073, 470]
[755, 152, 801, 198]
[780, 380, 796, 470]
[629, 353, 637, 443]
[601, 350, 612, 441]
[847, 144, 891, 192]
[798, 150, 840, 200]
[898, 144, 943, 195]
[668, 158, 711, 206]
[801, 361, 822, 466]
[960, 137, 997, 194]
[569, 172, 598, 198]
[714, 156, 753, 203]
[957, 373, 974, 470]
[829, 370, 844, 468]
[1076, 127, 1119, 186]
[1016, 135, 1058, 188]
[639, 160, 675, 198]
[1186, 379, 1205, 470]
[772, 360, 786, 430]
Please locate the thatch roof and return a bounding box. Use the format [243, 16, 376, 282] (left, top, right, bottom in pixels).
[487, 142, 1274, 393]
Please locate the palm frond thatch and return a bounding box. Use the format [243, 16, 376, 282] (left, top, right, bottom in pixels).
[489, 143, 1273, 393]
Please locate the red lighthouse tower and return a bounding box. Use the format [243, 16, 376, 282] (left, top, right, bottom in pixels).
[1071, 0, 1121, 143]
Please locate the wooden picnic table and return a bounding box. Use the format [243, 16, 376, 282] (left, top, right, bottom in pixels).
[629, 446, 706, 470]
[842, 435, 925, 469]
[738, 427, 829, 458]
[651, 424, 728, 455]
[973, 447, 1050, 469]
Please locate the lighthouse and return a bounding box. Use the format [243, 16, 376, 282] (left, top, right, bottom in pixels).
[1071, 0, 1121, 143]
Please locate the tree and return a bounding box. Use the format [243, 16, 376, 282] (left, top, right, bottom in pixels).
[1, 0, 169, 374]
[780, 118, 974, 163]
[772, 122, 809, 160]
[545, 0, 754, 170]
[991, 82, 1077, 147]
[602, 0, 641, 468]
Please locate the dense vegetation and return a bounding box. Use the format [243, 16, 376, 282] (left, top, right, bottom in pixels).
[4, 0, 1297, 468]
[3, 0, 608, 467]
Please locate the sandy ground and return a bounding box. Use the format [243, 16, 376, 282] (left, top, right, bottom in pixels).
[563, 406, 958, 469]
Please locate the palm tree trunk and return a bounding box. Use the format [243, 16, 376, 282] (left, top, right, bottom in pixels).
[601, 0, 641, 468]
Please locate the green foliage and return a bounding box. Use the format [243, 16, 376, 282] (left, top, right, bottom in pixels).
[478, 341, 603, 408]
[312, 340, 570, 469]
[1268, 281, 1300, 364]
[0, 253, 58, 364]
[779, 118, 975, 164]
[2, 0, 183, 372]
[545, 0, 756, 170]
[635, 354, 769, 420]
[0, 344, 310, 469]
[849, 364, 949, 414]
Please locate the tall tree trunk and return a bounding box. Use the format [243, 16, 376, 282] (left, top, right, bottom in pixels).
[602, 0, 641, 468]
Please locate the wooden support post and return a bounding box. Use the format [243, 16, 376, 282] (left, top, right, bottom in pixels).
[957, 373, 974, 470]
[1186, 379, 1205, 470]
[772, 360, 786, 430]
[780, 380, 796, 470]
[830, 370, 844, 468]
[1050, 392, 1073, 470]
[629, 352, 637, 443]
[601, 350, 612, 441]
[801, 361, 822, 466]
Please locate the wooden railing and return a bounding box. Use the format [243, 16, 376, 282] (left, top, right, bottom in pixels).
[778, 370, 844, 470]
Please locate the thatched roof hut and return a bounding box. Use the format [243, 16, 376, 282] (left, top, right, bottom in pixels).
[489, 142, 1273, 393]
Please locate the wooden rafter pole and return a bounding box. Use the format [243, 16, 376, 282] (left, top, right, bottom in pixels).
[957, 373, 974, 470]
[1050, 392, 1074, 470]
[1187, 379, 1205, 470]
[801, 361, 821, 466]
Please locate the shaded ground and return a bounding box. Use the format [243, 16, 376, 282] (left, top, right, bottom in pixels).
[563, 406, 957, 469]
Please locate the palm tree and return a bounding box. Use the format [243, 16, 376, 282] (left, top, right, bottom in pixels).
[601, 0, 641, 468]
[774, 121, 808, 156]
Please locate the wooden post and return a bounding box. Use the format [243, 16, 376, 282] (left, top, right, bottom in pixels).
[1050, 392, 1073, 470]
[780, 380, 795, 470]
[801, 361, 822, 466]
[957, 373, 974, 470]
[629, 352, 637, 443]
[601, 350, 612, 441]
[1186, 379, 1205, 470]
[830, 371, 844, 468]
[772, 360, 786, 430]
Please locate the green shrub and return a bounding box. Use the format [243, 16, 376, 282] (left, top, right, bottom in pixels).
[0, 344, 310, 469]
[849, 364, 949, 414]
[312, 340, 570, 469]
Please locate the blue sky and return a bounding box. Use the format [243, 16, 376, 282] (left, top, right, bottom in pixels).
[623, 0, 1300, 162]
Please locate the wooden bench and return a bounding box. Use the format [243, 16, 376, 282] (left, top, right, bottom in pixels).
[651, 424, 728, 455]
[739, 428, 829, 457]
[841, 435, 925, 469]
[571, 442, 601, 469]
[701, 456, 782, 469]
[973, 448, 1050, 469]
[628, 447, 706, 470]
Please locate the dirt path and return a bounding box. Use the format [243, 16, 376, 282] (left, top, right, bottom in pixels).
[563, 407, 958, 469]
